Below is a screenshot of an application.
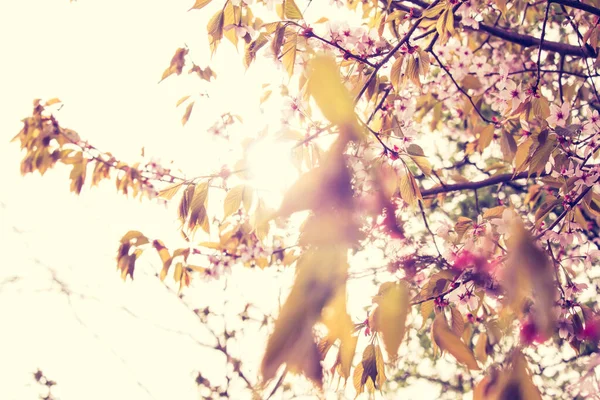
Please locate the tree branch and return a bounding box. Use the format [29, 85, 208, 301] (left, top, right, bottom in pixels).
[386, 0, 597, 58]
[421, 171, 541, 197]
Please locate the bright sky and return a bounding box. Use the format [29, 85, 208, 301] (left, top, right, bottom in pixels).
[0, 1, 446, 399]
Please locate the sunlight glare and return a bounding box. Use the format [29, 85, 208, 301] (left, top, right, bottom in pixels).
[245, 139, 298, 198]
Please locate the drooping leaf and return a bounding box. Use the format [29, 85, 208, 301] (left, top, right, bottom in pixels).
[307, 54, 356, 128]
[504, 220, 556, 337]
[375, 281, 410, 360]
[261, 248, 347, 386]
[281, 34, 297, 77]
[432, 313, 480, 370]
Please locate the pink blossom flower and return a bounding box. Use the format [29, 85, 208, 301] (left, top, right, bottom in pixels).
[490, 208, 516, 238]
[547, 102, 570, 127]
[469, 55, 491, 78]
[500, 80, 526, 111]
[565, 281, 588, 299]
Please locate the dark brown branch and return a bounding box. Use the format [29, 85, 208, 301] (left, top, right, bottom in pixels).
[474, 23, 596, 58]
[421, 171, 540, 197]
[550, 0, 600, 17]
[386, 0, 597, 58]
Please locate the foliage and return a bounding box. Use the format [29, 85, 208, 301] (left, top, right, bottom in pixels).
[12, 0, 600, 398]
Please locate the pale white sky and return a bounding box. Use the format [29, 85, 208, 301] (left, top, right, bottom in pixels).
[0, 1, 446, 399]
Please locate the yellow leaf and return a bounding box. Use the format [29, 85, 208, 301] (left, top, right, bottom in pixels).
[353, 344, 386, 394]
[375, 281, 410, 360]
[281, 33, 297, 77]
[160, 48, 188, 82]
[500, 132, 517, 162]
[475, 332, 488, 363]
[495, 0, 507, 14]
[158, 182, 184, 200]
[399, 171, 420, 207]
[189, 0, 212, 10]
[390, 55, 404, 91]
[45, 98, 61, 106]
[477, 124, 494, 152]
[450, 306, 464, 337]
[284, 0, 303, 19]
[176, 95, 191, 107]
[483, 205, 506, 219]
[307, 54, 356, 127]
[207, 10, 225, 51]
[432, 313, 480, 370]
[420, 300, 434, 328]
[181, 101, 194, 126]
[261, 248, 346, 386]
[409, 155, 432, 176]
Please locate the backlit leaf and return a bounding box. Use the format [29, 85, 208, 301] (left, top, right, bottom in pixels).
[432, 313, 480, 370]
[375, 281, 410, 360]
[281, 34, 297, 77]
[284, 0, 303, 19]
[307, 54, 355, 127]
[158, 182, 184, 200]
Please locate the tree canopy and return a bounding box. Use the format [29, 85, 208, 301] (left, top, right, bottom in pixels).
[11, 0, 600, 398]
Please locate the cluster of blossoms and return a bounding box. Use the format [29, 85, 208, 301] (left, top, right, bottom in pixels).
[323, 22, 388, 58]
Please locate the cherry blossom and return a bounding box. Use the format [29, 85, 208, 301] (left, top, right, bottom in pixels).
[469, 55, 491, 78]
[490, 208, 516, 239]
[499, 80, 526, 111]
[547, 102, 571, 127]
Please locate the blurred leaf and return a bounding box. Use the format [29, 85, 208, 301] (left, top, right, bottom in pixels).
[307, 54, 356, 128]
[505, 220, 556, 337]
[261, 248, 347, 386]
[375, 281, 410, 360]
